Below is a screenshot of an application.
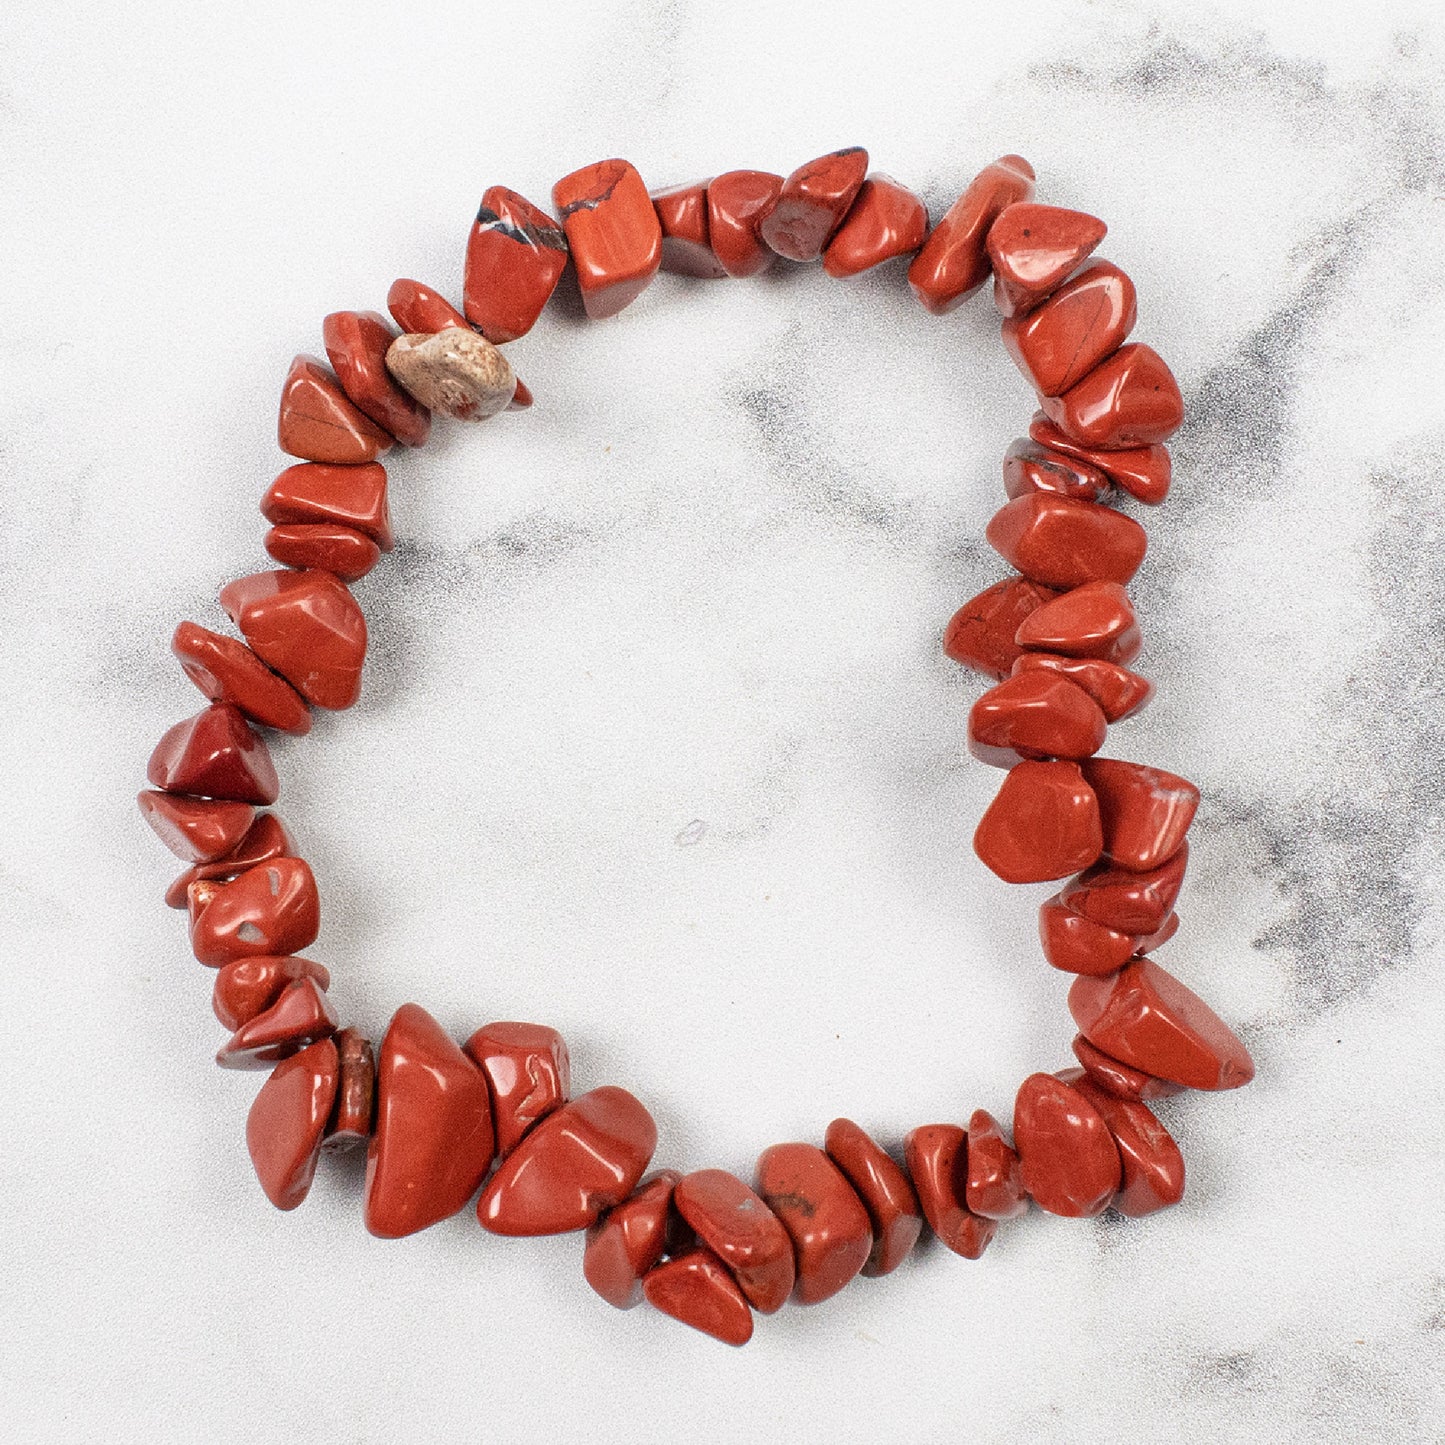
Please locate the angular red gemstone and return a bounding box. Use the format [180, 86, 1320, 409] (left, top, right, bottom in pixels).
[1015, 581, 1141, 664]
[1040, 343, 1184, 449]
[1002, 438, 1110, 503]
[553, 159, 662, 319]
[968, 670, 1108, 767]
[642, 1247, 754, 1346]
[189, 857, 320, 967]
[706, 169, 783, 278]
[1029, 412, 1171, 505]
[755, 1142, 872, 1304]
[164, 812, 295, 909]
[171, 621, 312, 735]
[264, 523, 380, 582]
[672, 1169, 796, 1313]
[462, 1020, 571, 1157]
[943, 576, 1058, 680]
[823, 1117, 923, 1277]
[146, 702, 279, 805]
[987, 202, 1108, 317]
[822, 174, 928, 278]
[1070, 1033, 1181, 1103]
[584, 1171, 681, 1309]
[217, 975, 338, 1069]
[1009, 651, 1153, 723]
[652, 179, 728, 278]
[322, 1027, 376, 1152]
[1060, 843, 1189, 936]
[759, 146, 868, 263]
[1038, 894, 1137, 976]
[964, 1109, 1027, 1220]
[136, 789, 255, 864]
[1081, 758, 1199, 873]
[1013, 1073, 1120, 1217]
[986, 494, 1147, 590]
[1002, 260, 1137, 397]
[387, 277, 472, 335]
[246, 1036, 339, 1209]
[463, 185, 569, 342]
[322, 309, 430, 448]
[212, 954, 331, 1030]
[277, 355, 392, 464]
[1065, 1071, 1186, 1216]
[974, 760, 1103, 885]
[261, 462, 393, 551]
[903, 1124, 998, 1259]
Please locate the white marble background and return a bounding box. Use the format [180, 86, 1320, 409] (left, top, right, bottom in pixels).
[3, 0, 1443, 1439]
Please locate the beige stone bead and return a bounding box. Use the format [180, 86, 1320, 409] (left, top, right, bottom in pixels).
[384, 326, 516, 421]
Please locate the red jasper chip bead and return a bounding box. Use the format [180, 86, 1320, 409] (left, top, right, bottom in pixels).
[217, 975, 339, 1069]
[987, 493, 1148, 590]
[1013, 1072, 1120, 1217]
[365, 1003, 496, 1238]
[462, 1021, 571, 1157]
[1082, 759, 1200, 873]
[1068, 958, 1255, 1092]
[1061, 842, 1189, 936]
[1015, 580, 1142, 665]
[642, 1247, 754, 1347]
[823, 1118, 923, 1278]
[706, 169, 783, 278]
[212, 954, 331, 1031]
[1041, 343, 1184, 450]
[903, 1124, 998, 1259]
[1002, 259, 1137, 398]
[968, 670, 1108, 768]
[171, 622, 312, 736]
[975, 760, 1103, 885]
[387, 277, 471, 335]
[944, 576, 1058, 680]
[755, 1143, 872, 1305]
[136, 790, 255, 864]
[1029, 412, 1172, 506]
[246, 1036, 340, 1208]
[1070, 1033, 1181, 1104]
[987, 202, 1108, 318]
[553, 159, 663, 320]
[672, 1169, 796, 1313]
[165, 812, 295, 909]
[1063, 1070, 1186, 1216]
[759, 147, 869, 263]
[1038, 894, 1138, 976]
[278, 355, 393, 464]
[908, 155, 1035, 314]
[1010, 651, 1153, 724]
[822, 174, 929, 278]
[322, 309, 431, 448]
[584, 1170, 682, 1309]
[264, 524, 380, 583]
[147, 702, 280, 805]
[964, 1110, 1027, 1220]
[323, 1028, 376, 1152]
[463, 185, 570, 342]
[478, 1086, 658, 1236]
[189, 857, 320, 967]
[651, 180, 728, 279]
[1002, 438, 1111, 503]
[262, 461, 394, 551]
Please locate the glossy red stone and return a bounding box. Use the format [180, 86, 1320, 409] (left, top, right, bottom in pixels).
[219, 569, 366, 711]
[823, 1117, 923, 1277]
[987, 202, 1108, 318]
[1002, 438, 1110, 503]
[706, 169, 783, 278]
[987, 494, 1148, 590]
[478, 1086, 657, 1236]
[1082, 758, 1199, 873]
[1038, 894, 1138, 976]
[652, 180, 728, 278]
[822, 174, 928, 278]
[1065, 1072, 1186, 1216]
[553, 159, 662, 319]
[387, 277, 472, 336]
[759, 147, 868, 263]
[1069, 958, 1255, 1092]
[1013, 1073, 1120, 1217]
[903, 1124, 998, 1259]
[673, 1169, 796, 1313]
[464, 185, 569, 342]
[165, 812, 295, 908]
[217, 975, 338, 1069]
[1135, 911, 1180, 955]
[643, 1248, 754, 1346]
[1015, 580, 1141, 664]
[755, 1142, 872, 1304]
[322, 309, 430, 448]
[189, 856, 320, 967]
[584, 1171, 681, 1309]
[964, 1109, 1027, 1220]
[246, 1037, 339, 1208]
[323, 1027, 376, 1152]
[365, 1003, 495, 1238]
[943, 576, 1058, 680]
[1009, 651, 1153, 723]
[1070, 1033, 1181, 1103]
[462, 1021, 571, 1157]
[1030, 413, 1171, 506]
[1002, 260, 1137, 397]
[171, 621, 312, 735]
[1041, 343, 1184, 449]
[264, 524, 380, 582]
[1061, 843, 1189, 936]
[262, 462, 394, 551]
[212, 954, 331, 1030]
[968, 670, 1108, 768]
[974, 760, 1103, 885]
[136, 790, 255, 864]
[146, 702, 279, 805]
[277, 355, 392, 464]
[908, 155, 1035, 314]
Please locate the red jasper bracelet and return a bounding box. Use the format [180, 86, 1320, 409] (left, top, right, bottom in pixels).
[138, 146, 1254, 1347]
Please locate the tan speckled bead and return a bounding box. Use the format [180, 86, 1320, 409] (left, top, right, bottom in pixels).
[384, 327, 516, 421]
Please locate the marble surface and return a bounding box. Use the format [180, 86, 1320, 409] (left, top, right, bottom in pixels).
[3, 0, 1444, 1439]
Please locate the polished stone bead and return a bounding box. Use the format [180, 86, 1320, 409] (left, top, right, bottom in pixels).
[1041, 344, 1184, 449]
[385, 327, 516, 421]
[943, 576, 1058, 680]
[217, 975, 338, 1069]
[387, 277, 472, 335]
[322, 1027, 376, 1152]
[478, 1086, 657, 1236]
[964, 1109, 1027, 1220]
[1029, 412, 1171, 506]
[365, 1003, 496, 1238]
[1013, 1072, 1120, 1217]
[1070, 1033, 1181, 1103]
[755, 1142, 872, 1304]
[146, 702, 280, 805]
[137, 789, 255, 863]
[1068, 958, 1255, 1091]
[987, 494, 1148, 589]
[907, 155, 1035, 314]
[823, 1117, 923, 1277]
[462, 1021, 571, 1157]
[968, 670, 1108, 768]
[277, 355, 393, 464]
[1009, 651, 1153, 723]
[822, 174, 928, 278]
[1038, 894, 1138, 976]
[1064, 1071, 1186, 1216]
[759, 147, 868, 263]
[464, 185, 570, 342]
[171, 621, 312, 735]
[511, 378, 534, 409]
[642, 1248, 754, 1346]
[1002, 260, 1137, 397]
[1015, 580, 1141, 664]
[673, 1169, 796, 1313]
[903, 1124, 998, 1259]
[1060, 843, 1189, 936]
[1002, 438, 1110, 503]
[246, 1036, 339, 1209]
[165, 812, 295, 909]
[974, 760, 1103, 885]
[264, 523, 380, 582]
[212, 954, 331, 1030]
[584, 1171, 682, 1309]
[219, 568, 366, 711]
[987, 202, 1108, 318]
[553, 159, 662, 319]
[189, 857, 320, 967]
[262, 461, 393, 551]
[652, 180, 729, 278]
[322, 309, 431, 448]
[706, 169, 783, 278]
[1082, 759, 1199, 873]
